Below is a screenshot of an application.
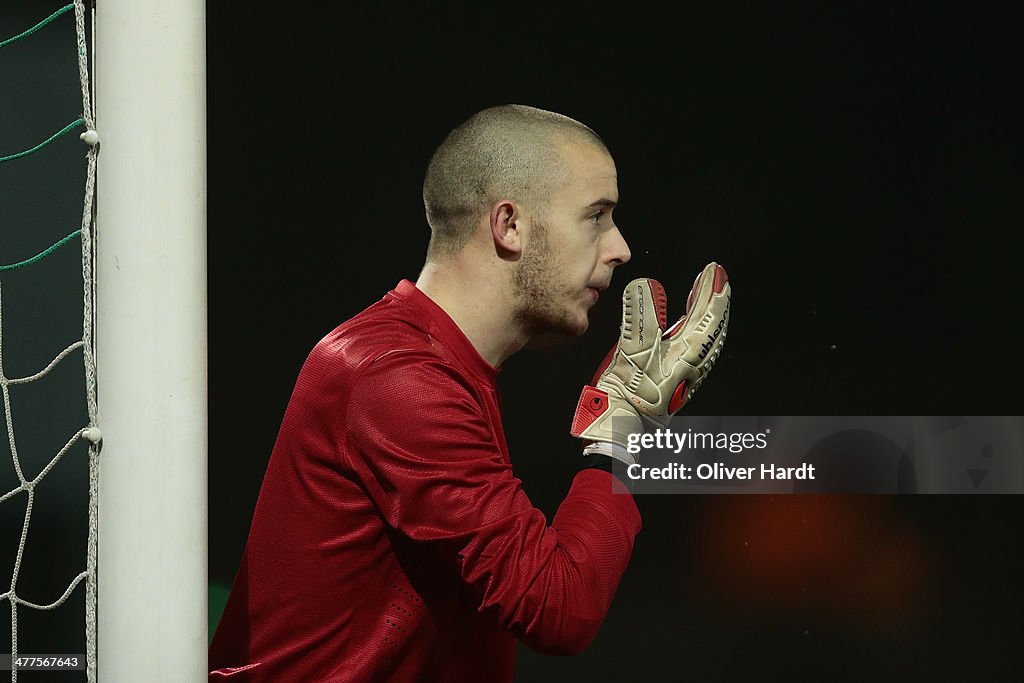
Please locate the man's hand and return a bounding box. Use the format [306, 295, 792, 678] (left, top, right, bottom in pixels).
[570, 262, 731, 454]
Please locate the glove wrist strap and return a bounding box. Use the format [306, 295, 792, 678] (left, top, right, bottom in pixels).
[583, 441, 637, 467]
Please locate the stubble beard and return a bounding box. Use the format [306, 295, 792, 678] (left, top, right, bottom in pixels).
[512, 221, 588, 338]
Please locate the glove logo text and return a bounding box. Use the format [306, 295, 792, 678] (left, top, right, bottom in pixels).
[698, 315, 726, 360]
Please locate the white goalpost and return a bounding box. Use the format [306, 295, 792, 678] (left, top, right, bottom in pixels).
[94, 0, 207, 680]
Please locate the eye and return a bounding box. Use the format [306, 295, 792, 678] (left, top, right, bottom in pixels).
[588, 211, 605, 225]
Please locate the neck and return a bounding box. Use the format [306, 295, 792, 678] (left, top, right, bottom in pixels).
[415, 253, 527, 368]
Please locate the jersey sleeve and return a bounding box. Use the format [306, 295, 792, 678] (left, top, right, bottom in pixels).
[344, 352, 642, 655]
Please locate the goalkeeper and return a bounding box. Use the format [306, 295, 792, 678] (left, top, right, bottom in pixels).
[209, 104, 730, 682]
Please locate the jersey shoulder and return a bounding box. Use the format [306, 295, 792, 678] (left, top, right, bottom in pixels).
[305, 290, 453, 382]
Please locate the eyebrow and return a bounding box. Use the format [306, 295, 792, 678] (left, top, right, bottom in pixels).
[585, 198, 618, 209]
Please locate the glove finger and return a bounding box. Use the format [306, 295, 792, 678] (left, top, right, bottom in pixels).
[665, 262, 730, 370]
[661, 263, 724, 340]
[618, 277, 668, 356]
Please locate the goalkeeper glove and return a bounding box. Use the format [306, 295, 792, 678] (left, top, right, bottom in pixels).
[570, 262, 731, 458]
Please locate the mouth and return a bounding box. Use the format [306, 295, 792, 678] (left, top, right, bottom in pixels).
[586, 284, 608, 303]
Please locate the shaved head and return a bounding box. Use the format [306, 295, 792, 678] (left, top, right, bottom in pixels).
[422, 104, 608, 260]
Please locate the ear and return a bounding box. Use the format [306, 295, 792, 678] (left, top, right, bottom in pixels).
[489, 200, 522, 257]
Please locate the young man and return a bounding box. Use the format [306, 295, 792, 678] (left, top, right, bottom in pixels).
[209, 104, 729, 681]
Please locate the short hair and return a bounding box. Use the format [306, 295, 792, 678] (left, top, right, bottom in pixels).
[422, 104, 608, 260]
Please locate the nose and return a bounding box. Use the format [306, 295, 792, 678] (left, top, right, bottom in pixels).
[604, 225, 631, 266]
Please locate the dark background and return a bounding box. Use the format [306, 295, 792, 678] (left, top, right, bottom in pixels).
[207, 3, 1022, 680]
[2, 1, 1021, 681]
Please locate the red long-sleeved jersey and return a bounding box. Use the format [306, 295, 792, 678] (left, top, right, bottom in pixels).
[209, 279, 641, 682]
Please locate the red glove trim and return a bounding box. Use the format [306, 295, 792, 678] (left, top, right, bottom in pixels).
[570, 386, 610, 437]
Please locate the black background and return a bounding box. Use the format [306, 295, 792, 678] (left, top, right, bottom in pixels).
[208, 2, 1021, 681]
[1, 1, 1021, 681]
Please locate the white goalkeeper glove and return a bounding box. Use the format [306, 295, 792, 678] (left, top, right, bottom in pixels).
[570, 262, 731, 458]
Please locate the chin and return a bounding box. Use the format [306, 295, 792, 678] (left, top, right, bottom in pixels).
[557, 313, 590, 337]
[517, 298, 590, 338]
[527, 315, 588, 350]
